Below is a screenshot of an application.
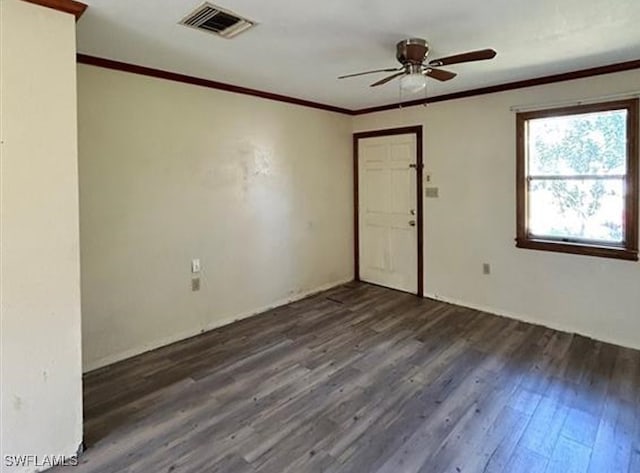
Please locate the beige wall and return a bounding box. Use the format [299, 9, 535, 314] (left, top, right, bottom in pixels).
[77, 37, 640, 371]
[0, 0, 83, 470]
[77, 65, 353, 371]
[354, 69, 640, 350]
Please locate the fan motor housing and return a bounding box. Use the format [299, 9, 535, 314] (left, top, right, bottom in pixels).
[396, 38, 429, 65]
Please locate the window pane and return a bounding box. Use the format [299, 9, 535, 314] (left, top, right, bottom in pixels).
[528, 109, 627, 176]
[528, 178, 624, 243]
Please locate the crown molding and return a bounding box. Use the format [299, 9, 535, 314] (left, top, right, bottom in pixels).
[352, 59, 640, 115]
[22, 0, 87, 20]
[76, 54, 353, 115]
[76, 54, 640, 116]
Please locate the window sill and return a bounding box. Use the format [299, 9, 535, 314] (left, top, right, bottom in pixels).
[515, 238, 638, 261]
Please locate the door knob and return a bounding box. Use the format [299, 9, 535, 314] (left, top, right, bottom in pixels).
[409, 220, 416, 226]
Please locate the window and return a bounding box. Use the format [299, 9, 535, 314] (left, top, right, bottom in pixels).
[516, 99, 639, 260]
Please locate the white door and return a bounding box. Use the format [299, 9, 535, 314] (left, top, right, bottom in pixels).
[358, 133, 418, 294]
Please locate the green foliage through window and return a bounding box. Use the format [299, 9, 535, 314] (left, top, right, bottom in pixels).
[527, 109, 627, 243]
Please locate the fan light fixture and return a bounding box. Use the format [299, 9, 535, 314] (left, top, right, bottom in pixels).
[337, 38, 497, 91]
[400, 72, 427, 94]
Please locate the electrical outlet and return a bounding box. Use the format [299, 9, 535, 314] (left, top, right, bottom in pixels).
[482, 263, 491, 275]
[191, 277, 200, 291]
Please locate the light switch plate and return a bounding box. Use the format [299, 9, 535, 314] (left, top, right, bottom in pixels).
[425, 187, 439, 198]
[191, 258, 201, 273]
[191, 278, 201, 291]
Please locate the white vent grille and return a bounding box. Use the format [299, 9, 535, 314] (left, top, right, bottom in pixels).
[180, 3, 255, 39]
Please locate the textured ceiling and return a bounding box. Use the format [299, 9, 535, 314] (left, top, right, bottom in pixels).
[77, 0, 640, 110]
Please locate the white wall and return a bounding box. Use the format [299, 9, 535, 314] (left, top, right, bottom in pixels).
[354, 69, 640, 350]
[77, 65, 353, 371]
[0, 0, 83, 471]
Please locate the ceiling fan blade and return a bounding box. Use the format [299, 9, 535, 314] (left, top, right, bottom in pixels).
[370, 72, 406, 87]
[428, 48, 497, 67]
[338, 67, 402, 79]
[425, 68, 457, 82]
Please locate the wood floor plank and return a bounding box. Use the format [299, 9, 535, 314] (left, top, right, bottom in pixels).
[504, 446, 549, 473]
[587, 396, 636, 473]
[480, 407, 532, 473]
[545, 435, 591, 473]
[56, 282, 640, 473]
[516, 380, 575, 459]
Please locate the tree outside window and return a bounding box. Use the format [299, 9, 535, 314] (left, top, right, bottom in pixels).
[516, 99, 639, 260]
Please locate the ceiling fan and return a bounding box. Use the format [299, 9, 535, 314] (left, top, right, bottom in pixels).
[338, 38, 497, 92]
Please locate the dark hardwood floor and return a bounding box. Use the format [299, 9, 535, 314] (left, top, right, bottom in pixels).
[65, 282, 640, 473]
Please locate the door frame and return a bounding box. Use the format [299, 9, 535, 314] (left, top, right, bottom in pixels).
[353, 125, 424, 297]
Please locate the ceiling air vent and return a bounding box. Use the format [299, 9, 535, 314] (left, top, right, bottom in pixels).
[180, 3, 255, 39]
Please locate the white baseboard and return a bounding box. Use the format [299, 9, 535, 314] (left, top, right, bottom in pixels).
[84, 277, 353, 373]
[424, 292, 639, 351]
